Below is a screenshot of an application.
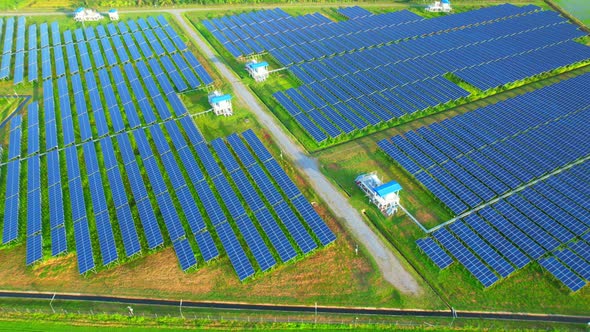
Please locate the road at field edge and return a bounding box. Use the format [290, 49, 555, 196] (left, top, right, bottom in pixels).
[172, 12, 422, 295]
[0, 291, 589, 325]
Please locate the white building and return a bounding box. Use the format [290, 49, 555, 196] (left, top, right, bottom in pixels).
[73, 7, 104, 22]
[245, 60, 270, 82]
[355, 173, 402, 216]
[108, 9, 119, 21]
[208, 91, 233, 116]
[426, 0, 452, 13]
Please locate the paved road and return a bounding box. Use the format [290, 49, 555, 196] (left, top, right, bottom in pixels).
[172, 13, 421, 295]
[1, 290, 589, 325]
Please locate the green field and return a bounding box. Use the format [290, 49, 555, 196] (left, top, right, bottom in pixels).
[553, 0, 590, 26]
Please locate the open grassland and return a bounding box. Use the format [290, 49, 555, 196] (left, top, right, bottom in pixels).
[314, 65, 590, 315]
[552, 0, 590, 27]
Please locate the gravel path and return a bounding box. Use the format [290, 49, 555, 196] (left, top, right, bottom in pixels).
[172, 13, 422, 295]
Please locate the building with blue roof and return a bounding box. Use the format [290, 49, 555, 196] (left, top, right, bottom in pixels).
[355, 173, 402, 216]
[208, 90, 233, 116]
[245, 60, 270, 82]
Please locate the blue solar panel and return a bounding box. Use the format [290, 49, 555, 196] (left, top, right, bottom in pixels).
[254, 207, 298, 262]
[248, 163, 284, 205]
[195, 143, 223, 178]
[291, 195, 336, 246]
[540, 256, 586, 292]
[226, 133, 257, 168]
[212, 175, 247, 219]
[156, 193, 186, 242]
[235, 215, 277, 271]
[242, 129, 273, 163]
[175, 185, 207, 233]
[136, 198, 165, 249]
[69, 177, 87, 222]
[433, 228, 499, 287]
[173, 238, 197, 271]
[230, 169, 265, 212]
[416, 237, 453, 269]
[194, 231, 219, 262]
[115, 204, 142, 257]
[264, 159, 301, 200]
[26, 233, 43, 266]
[554, 249, 590, 281]
[178, 116, 203, 145]
[51, 225, 68, 256]
[273, 200, 317, 254]
[193, 179, 226, 226]
[48, 183, 65, 230]
[211, 138, 240, 173]
[94, 211, 118, 265]
[449, 220, 514, 278]
[73, 218, 96, 274]
[215, 222, 255, 281]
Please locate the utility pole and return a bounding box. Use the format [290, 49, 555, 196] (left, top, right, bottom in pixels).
[49, 293, 56, 313]
[314, 302, 317, 324]
[179, 299, 184, 319]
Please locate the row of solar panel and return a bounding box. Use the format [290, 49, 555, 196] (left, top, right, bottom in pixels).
[397, 74, 590, 290]
[381, 73, 590, 215]
[275, 75, 469, 143]
[3, 17, 211, 86]
[337, 6, 373, 20]
[291, 10, 574, 85]
[209, 4, 540, 61]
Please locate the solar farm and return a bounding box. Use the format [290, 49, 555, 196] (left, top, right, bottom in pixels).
[0, 0, 589, 326]
[194, 1, 590, 309]
[205, 4, 590, 148]
[0, 14, 335, 282]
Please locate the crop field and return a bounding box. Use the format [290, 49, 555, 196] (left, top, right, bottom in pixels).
[195, 2, 590, 316]
[552, 0, 590, 27]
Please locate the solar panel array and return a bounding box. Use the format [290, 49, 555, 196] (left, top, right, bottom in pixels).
[201, 6, 590, 144]
[0, 15, 334, 279]
[379, 73, 590, 290]
[0, 15, 213, 86]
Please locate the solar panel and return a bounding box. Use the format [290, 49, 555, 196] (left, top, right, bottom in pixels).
[291, 195, 336, 246]
[172, 238, 197, 271]
[416, 237, 453, 269]
[247, 164, 283, 206]
[136, 198, 165, 249]
[230, 169, 265, 212]
[48, 183, 65, 231]
[156, 193, 186, 242]
[211, 138, 240, 173]
[235, 215, 277, 271]
[175, 185, 207, 234]
[215, 221, 255, 281]
[273, 200, 317, 254]
[194, 143, 223, 178]
[193, 179, 226, 226]
[94, 211, 118, 265]
[540, 256, 586, 292]
[242, 129, 273, 163]
[26, 233, 43, 266]
[179, 116, 204, 145]
[254, 207, 298, 262]
[264, 159, 301, 200]
[73, 218, 96, 274]
[194, 231, 219, 262]
[115, 204, 142, 257]
[433, 228, 499, 287]
[51, 225, 68, 256]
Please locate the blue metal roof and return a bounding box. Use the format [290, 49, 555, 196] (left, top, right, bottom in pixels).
[210, 94, 232, 103]
[374, 181, 402, 197]
[109, 9, 117, 13]
[442, 0, 450, 4]
[247, 61, 268, 69]
[75, 7, 85, 13]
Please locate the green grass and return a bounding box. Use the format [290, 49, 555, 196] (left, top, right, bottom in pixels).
[552, 0, 590, 27]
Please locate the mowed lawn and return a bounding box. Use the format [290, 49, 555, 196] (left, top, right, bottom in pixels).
[554, 0, 590, 26]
